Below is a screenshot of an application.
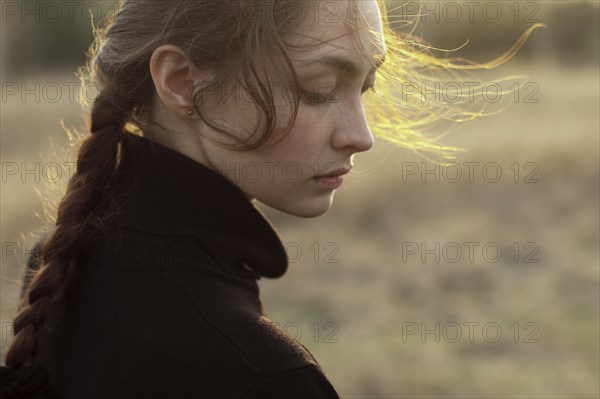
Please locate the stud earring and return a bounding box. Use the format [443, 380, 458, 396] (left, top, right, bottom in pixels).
[187, 109, 194, 116]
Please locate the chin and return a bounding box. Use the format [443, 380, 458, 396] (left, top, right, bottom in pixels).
[278, 196, 334, 218]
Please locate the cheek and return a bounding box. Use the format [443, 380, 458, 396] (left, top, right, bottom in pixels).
[217, 88, 334, 178]
[290, 115, 332, 153]
[233, 145, 308, 188]
[203, 90, 266, 143]
[267, 120, 325, 159]
[277, 106, 335, 161]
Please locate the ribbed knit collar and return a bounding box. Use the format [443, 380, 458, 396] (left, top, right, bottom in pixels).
[111, 132, 288, 279]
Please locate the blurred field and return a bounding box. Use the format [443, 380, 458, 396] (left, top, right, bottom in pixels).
[1, 59, 598, 398]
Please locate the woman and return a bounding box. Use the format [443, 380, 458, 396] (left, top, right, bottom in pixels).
[1, 0, 542, 397]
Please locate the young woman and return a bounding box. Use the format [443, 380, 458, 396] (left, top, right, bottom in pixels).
[1, 0, 542, 397]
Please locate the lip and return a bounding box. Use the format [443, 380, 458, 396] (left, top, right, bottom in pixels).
[313, 165, 351, 190]
[314, 166, 352, 179]
[314, 175, 344, 189]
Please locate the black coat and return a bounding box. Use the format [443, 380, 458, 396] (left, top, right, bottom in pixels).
[1, 133, 340, 399]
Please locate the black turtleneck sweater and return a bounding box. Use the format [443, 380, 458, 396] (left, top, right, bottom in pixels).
[1, 133, 340, 399]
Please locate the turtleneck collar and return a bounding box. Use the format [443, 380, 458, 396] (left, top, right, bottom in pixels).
[110, 132, 288, 279]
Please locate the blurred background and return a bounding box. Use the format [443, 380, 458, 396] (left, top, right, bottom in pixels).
[1, 1, 598, 397]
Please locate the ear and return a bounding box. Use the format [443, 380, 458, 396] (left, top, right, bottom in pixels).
[149, 44, 208, 118]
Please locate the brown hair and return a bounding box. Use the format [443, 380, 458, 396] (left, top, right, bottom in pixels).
[5, 0, 544, 368]
[4, 0, 374, 369]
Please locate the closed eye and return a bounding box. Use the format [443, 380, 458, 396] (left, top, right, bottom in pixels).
[300, 87, 339, 105]
[300, 82, 376, 106]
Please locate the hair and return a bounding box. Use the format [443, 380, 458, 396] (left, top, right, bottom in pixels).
[5, 0, 544, 369]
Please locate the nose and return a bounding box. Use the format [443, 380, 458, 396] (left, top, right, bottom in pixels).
[331, 100, 374, 153]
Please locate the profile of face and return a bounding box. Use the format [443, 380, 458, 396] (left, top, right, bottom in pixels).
[148, 0, 386, 218]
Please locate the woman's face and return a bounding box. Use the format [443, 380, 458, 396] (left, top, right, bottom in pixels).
[149, 0, 386, 218]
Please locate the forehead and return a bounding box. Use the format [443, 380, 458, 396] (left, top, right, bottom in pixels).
[285, 0, 386, 69]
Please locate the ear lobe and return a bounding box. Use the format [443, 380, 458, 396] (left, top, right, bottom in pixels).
[149, 44, 207, 116]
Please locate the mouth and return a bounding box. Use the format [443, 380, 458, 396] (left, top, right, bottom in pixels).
[313, 175, 344, 189]
[312, 166, 351, 189]
[313, 166, 351, 179]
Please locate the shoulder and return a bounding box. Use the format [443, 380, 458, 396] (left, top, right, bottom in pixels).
[243, 364, 341, 399]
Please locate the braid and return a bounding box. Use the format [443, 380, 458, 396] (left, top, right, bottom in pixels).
[5, 93, 129, 369]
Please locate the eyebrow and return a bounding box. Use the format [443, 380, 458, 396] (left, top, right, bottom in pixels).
[301, 53, 386, 75]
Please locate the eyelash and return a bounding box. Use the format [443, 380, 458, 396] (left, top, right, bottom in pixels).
[301, 84, 377, 105]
